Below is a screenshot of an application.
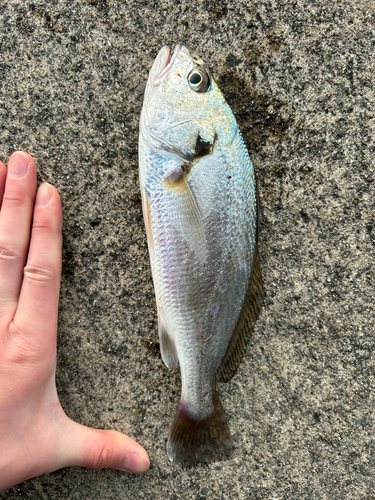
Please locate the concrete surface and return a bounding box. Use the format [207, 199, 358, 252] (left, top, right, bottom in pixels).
[0, 0, 374, 498]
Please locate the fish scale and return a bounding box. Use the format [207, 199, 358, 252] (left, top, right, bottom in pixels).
[139, 45, 263, 464]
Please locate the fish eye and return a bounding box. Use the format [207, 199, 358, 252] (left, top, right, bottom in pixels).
[187, 67, 211, 93]
[190, 73, 201, 85]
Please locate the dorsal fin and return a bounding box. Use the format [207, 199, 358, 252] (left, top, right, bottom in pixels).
[216, 245, 263, 383]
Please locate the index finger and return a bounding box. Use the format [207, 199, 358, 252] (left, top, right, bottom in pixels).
[13, 183, 62, 349]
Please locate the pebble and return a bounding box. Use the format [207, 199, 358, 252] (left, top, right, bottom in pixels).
[226, 53, 240, 67]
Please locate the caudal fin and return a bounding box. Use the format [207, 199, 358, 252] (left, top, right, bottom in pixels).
[167, 391, 233, 465]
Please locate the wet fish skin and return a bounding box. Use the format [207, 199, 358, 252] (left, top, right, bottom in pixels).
[139, 45, 263, 464]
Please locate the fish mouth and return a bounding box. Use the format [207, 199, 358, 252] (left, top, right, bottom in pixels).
[153, 45, 182, 86]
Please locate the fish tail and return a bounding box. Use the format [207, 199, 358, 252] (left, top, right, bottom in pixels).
[167, 391, 233, 465]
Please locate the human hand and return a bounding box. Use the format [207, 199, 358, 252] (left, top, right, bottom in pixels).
[0, 152, 149, 492]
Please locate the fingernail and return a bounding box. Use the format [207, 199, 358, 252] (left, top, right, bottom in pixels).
[36, 183, 53, 208]
[8, 152, 30, 178]
[120, 453, 149, 473]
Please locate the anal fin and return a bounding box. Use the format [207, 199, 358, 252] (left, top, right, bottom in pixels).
[217, 245, 264, 383]
[158, 314, 178, 368]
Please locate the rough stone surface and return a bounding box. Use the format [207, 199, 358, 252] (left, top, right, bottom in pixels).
[1, 0, 374, 498]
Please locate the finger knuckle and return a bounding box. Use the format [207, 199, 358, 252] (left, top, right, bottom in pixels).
[0, 243, 21, 263]
[6, 321, 42, 365]
[32, 220, 53, 232]
[6, 338, 30, 366]
[32, 218, 62, 237]
[92, 444, 114, 469]
[5, 322, 52, 374]
[24, 264, 55, 283]
[2, 191, 25, 207]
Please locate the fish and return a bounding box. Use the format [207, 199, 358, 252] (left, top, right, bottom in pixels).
[138, 45, 263, 464]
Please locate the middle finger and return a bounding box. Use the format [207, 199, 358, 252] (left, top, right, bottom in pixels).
[0, 152, 37, 314]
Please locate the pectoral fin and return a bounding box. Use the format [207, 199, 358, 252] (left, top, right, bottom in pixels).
[166, 173, 207, 263]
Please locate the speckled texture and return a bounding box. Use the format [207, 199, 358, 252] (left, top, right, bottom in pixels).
[0, 0, 374, 499]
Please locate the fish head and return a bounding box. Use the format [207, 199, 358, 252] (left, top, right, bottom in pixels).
[140, 45, 237, 162]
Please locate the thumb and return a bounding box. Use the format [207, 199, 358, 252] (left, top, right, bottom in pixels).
[58, 420, 150, 474]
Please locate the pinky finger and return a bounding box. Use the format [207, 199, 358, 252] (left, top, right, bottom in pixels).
[0, 161, 6, 208]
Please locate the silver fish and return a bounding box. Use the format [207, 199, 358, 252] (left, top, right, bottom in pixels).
[138, 45, 263, 464]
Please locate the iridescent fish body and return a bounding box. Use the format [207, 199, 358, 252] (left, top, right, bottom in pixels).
[139, 45, 263, 464]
